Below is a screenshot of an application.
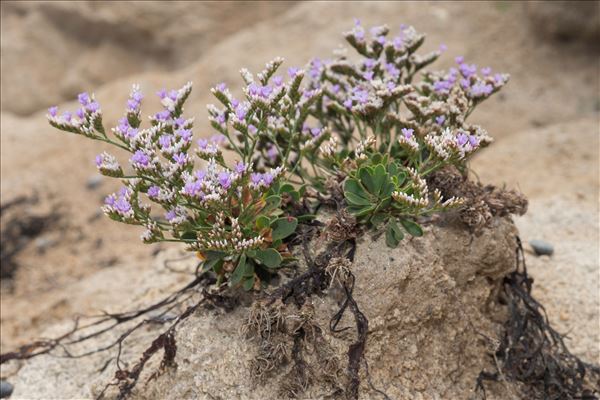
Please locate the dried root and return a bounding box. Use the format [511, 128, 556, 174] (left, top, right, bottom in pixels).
[428, 166, 528, 233]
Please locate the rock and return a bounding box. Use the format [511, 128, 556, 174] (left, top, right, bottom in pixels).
[85, 175, 103, 190]
[10, 217, 521, 399]
[0, 380, 13, 398]
[530, 239, 554, 256]
[526, 1, 600, 44]
[0, 1, 292, 115]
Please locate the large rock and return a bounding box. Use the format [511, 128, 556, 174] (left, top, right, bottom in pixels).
[0, 1, 292, 115]
[8, 217, 519, 399]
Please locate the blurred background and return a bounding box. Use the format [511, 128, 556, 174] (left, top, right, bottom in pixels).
[1, 0, 598, 368]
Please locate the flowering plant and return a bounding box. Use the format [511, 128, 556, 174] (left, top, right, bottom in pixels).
[48, 20, 510, 286]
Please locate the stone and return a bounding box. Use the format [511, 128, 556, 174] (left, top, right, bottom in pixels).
[529, 239, 554, 256]
[9, 217, 521, 399]
[0, 380, 13, 399]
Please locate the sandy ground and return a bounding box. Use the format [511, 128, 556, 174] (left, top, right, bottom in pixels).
[1, 0, 598, 381]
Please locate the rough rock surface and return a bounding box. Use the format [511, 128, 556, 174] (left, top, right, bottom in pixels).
[0, 1, 291, 115]
[8, 217, 519, 399]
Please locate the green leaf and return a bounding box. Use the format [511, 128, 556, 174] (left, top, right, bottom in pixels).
[200, 258, 222, 274]
[370, 213, 387, 228]
[347, 205, 375, 217]
[344, 178, 367, 197]
[359, 167, 376, 194]
[230, 254, 248, 285]
[271, 217, 298, 241]
[389, 218, 404, 241]
[372, 164, 387, 195]
[181, 231, 197, 240]
[385, 224, 400, 248]
[256, 215, 271, 230]
[381, 181, 395, 197]
[253, 248, 282, 268]
[344, 191, 372, 206]
[400, 219, 423, 237]
[242, 276, 255, 291]
[263, 195, 281, 213]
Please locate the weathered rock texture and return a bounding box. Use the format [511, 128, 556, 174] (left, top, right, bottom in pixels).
[8, 217, 519, 399]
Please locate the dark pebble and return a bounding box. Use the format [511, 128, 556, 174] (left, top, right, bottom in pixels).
[0, 380, 13, 398]
[530, 239, 554, 256]
[86, 175, 103, 190]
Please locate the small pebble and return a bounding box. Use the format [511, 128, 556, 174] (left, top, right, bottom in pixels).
[529, 239, 554, 256]
[86, 175, 103, 190]
[0, 380, 13, 398]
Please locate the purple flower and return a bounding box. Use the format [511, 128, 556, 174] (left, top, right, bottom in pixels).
[218, 171, 232, 189]
[235, 105, 247, 120]
[165, 210, 177, 222]
[248, 124, 258, 135]
[364, 58, 376, 69]
[272, 76, 283, 86]
[468, 135, 479, 147]
[439, 43, 448, 52]
[287, 67, 299, 78]
[176, 128, 193, 141]
[352, 88, 369, 104]
[363, 71, 374, 81]
[460, 78, 471, 90]
[156, 89, 167, 99]
[494, 73, 505, 85]
[455, 56, 464, 64]
[104, 195, 115, 206]
[210, 134, 225, 144]
[459, 63, 477, 78]
[118, 117, 130, 132]
[250, 173, 262, 186]
[95, 154, 103, 167]
[62, 111, 72, 122]
[195, 170, 206, 180]
[114, 197, 132, 214]
[481, 67, 492, 76]
[331, 84, 340, 94]
[262, 173, 274, 186]
[434, 80, 452, 93]
[147, 185, 160, 198]
[168, 90, 178, 101]
[86, 101, 100, 113]
[456, 133, 468, 146]
[401, 128, 414, 139]
[354, 18, 361, 26]
[127, 99, 140, 111]
[159, 135, 173, 149]
[260, 85, 273, 98]
[376, 35, 386, 44]
[266, 145, 278, 162]
[215, 112, 226, 125]
[248, 83, 260, 96]
[310, 127, 322, 138]
[125, 127, 138, 139]
[235, 161, 246, 174]
[48, 106, 58, 117]
[173, 152, 187, 165]
[435, 115, 446, 125]
[131, 150, 150, 167]
[76, 108, 86, 119]
[132, 90, 143, 102]
[78, 92, 90, 106]
[470, 82, 493, 97]
[174, 117, 186, 128]
[197, 138, 208, 149]
[343, 98, 353, 109]
[393, 36, 404, 50]
[387, 82, 396, 90]
[155, 110, 171, 121]
[385, 63, 400, 79]
[183, 180, 202, 197]
[216, 82, 227, 92]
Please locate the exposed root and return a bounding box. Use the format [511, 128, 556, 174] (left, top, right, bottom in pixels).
[477, 237, 600, 399]
[428, 166, 528, 233]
